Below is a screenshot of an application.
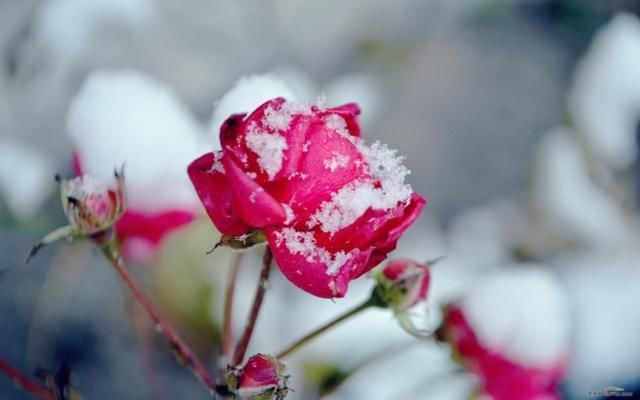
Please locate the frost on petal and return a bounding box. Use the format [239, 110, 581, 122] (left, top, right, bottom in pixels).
[245, 122, 288, 180]
[266, 227, 372, 298]
[307, 139, 413, 235]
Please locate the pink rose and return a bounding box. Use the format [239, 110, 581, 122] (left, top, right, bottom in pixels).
[375, 258, 432, 312]
[443, 306, 566, 400]
[440, 269, 570, 400]
[189, 98, 425, 297]
[232, 354, 288, 400]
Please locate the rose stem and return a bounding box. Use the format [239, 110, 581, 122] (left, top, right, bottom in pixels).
[0, 356, 55, 400]
[231, 247, 273, 366]
[276, 299, 375, 360]
[101, 248, 217, 395]
[221, 253, 243, 360]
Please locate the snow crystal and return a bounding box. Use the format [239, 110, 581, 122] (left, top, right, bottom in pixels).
[262, 101, 313, 132]
[207, 152, 225, 174]
[323, 152, 350, 171]
[323, 114, 350, 138]
[275, 228, 352, 276]
[308, 140, 412, 235]
[283, 203, 295, 224]
[245, 122, 288, 180]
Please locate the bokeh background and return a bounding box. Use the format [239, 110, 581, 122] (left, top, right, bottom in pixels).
[1, 0, 640, 399]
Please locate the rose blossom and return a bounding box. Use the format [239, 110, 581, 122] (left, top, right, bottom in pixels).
[440, 268, 570, 400]
[67, 70, 206, 262]
[189, 97, 425, 298]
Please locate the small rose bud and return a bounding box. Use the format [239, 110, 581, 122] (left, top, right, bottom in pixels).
[374, 258, 432, 313]
[228, 354, 288, 400]
[60, 172, 126, 235]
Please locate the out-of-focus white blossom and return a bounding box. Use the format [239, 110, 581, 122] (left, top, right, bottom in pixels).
[67, 70, 205, 213]
[569, 13, 640, 169]
[458, 266, 570, 369]
[531, 127, 628, 247]
[0, 140, 54, 219]
[34, 0, 153, 65]
[210, 75, 298, 140]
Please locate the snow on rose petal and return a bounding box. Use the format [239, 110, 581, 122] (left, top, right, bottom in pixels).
[189, 97, 426, 298]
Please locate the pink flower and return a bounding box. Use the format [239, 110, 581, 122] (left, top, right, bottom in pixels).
[374, 258, 432, 312]
[440, 269, 570, 400]
[232, 354, 288, 400]
[443, 306, 566, 400]
[189, 98, 425, 297]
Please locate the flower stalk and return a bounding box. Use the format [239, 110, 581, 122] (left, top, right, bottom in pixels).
[276, 296, 381, 360]
[221, 252, 243, 360]
[101, 246, 217, 395]
[232, 247, 274, 366]
[0, 356, 55, 400]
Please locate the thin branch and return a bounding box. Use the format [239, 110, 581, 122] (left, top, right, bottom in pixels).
[231, 247, 273, 366]
[222, 253, 243, 360]
[0, 356, 55, 400]
[276, 299, 373, 360]
[101, 249, 217, 396]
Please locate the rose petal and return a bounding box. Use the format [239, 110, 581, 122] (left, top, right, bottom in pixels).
[265, 227, 372, 298]
[222, 156, 286, 227]
[187, 152, 250, 236]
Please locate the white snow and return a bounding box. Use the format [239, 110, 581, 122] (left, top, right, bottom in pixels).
[459, 266, 570, 368]
[323, 152, 350, 171]
[262, 102, 312, 132]
[245, 122, 288, 180]
[569, 13, 640, 169]
[274, 227, 352, 276]
[531, 128, 628, 247]
[66, 70, 206, 213]
[0, 139, 54, 219]
[323, 114, 350, 138]
[210, 75, 298, 138]
[308, 140, 412, 235]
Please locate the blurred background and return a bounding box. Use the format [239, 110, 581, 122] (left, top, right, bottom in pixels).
[1, 0, 640, 399]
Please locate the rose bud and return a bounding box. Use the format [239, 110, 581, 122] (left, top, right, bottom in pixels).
[189, 98, 426, 298]
[440, 268, 570, 400]
[228, 354, 289, 400]
[27, 172, 126, 262]
[67, 71, 206, 263]
[373, 258, 433, 313]
[60, 172, 126, 235]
